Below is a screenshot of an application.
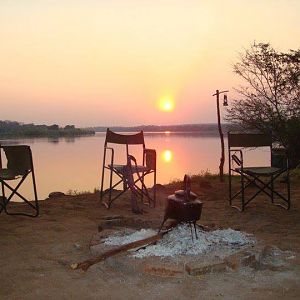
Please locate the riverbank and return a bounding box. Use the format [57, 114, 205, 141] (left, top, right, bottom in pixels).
[0, 120, 95, 138]
[1, 176, 300, 299]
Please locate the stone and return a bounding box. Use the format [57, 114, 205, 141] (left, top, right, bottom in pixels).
[99, 218, 125, 229]
[143, 263, 184, 277]
[48, 191, 65, 198]
[256, 245, 295, 271]
[100, 215, 124, 221]
[225, 250, 257, 270]
[185, 260, 227, 276]
[73, 243, 81, 250]
[241, 252, 257, 267]
[152, 184, 166, 191]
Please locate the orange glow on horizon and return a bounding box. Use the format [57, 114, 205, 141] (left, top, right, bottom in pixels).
[0, 1, 299, 126]
[162, 149, 173, 162]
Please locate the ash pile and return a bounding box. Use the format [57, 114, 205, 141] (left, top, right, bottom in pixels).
[103, 224, 255, 258]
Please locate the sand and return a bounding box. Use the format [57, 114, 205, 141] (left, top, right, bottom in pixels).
[1, 177, 300, 299]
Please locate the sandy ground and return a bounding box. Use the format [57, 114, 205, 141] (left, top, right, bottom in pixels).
[1, 177, 300, 300]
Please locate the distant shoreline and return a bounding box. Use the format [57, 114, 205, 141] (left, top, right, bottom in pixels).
[0, 120, 95, 139]
[1, 122, 238, 139]
[91, 123, 236, 136]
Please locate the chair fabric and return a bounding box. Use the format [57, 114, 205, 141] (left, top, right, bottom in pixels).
[100, 129, 156, 210]
[228, 131, 290, 211]
[0, 145, 39, 217]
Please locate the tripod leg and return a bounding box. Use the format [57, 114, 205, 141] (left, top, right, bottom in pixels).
[193, 222, 198, 239]
[158, 218, 167, 233]
[189, 223, 194, 242]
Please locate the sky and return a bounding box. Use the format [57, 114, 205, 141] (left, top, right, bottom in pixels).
[0, 0, 299, 127]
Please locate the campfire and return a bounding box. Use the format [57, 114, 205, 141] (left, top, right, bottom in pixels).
[71, 176, 255, 271]
[103, 225, 255, 258]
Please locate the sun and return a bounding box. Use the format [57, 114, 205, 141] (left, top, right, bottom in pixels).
[158, 95, 175, 112]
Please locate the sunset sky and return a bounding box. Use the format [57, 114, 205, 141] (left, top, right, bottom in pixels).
[0, 0, 299, 127]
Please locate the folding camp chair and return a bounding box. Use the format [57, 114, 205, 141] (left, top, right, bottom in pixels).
[0, 145, 39, 217]
[228, 132, 290, 211]
[100, 129, 156, 209]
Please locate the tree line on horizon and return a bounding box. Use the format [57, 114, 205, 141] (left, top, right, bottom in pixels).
[0, 120, 95, 137]
[92, 123, 238, 135]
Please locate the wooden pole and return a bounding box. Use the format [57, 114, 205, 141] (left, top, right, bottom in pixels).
[216, 90, 225, 182]
[213, 89, 228, 182]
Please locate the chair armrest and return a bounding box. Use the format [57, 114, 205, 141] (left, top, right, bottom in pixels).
[232, 154, 242, 166]
[144, 148, 156, 153]
[229, 149, 243, 169]
[105, 146, 114, 151]
[104, 146, 114, 166]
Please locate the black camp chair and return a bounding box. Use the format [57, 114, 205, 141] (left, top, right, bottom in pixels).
[0, 145, 39, 217]
[100, 129, 156, 209]
[228, 132, 290, 211]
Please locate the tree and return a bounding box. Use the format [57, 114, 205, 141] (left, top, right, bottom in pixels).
[48, 124, 59, 131]
[64, 125, 75, 130]
[226, 42, 300, 167]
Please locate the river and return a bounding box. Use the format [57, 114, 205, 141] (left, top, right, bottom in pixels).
[0, 132, 270, 199]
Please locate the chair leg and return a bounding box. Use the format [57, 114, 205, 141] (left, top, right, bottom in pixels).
[140, 173, 145, 204]
[229, 169, 232, 206]
[0, 181, 6, 214]
[241, 173, 245, 211]
[100, 167, 105, 203]
[153, 171, 156, 208]
[2, 172, 39, 217]
[108, 168, 113, 208]
[287, 172, 291, 209]
[31, 168, 39, 217]
[271, 174, 274, 203]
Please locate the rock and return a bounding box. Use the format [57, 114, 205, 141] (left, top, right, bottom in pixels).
[152, 184, 166, 191]
[73, 243, 81, 250]
[48, 191, 65, 198]
[185, 260, 227, 276]
[256, 245, 295, 271]
[99, 217, 154, 230]
[225, 251, 257, 270]
[99, 218, 125, 229]
[144, 263, 184, 278]
[100, 215, 124, 221]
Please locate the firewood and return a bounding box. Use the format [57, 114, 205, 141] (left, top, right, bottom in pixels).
[71, 232, 166, 271]
[70, 223, 213, 272]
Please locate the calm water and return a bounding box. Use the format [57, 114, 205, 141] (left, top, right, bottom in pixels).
[0, 132, 270, 200]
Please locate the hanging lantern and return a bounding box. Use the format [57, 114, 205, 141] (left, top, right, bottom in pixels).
[223, 94, 228, 106]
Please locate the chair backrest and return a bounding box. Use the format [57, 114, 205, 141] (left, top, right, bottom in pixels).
[2, 145, 32, 176]
[105, 128, 145, 146]
[228, 131, 272, 148]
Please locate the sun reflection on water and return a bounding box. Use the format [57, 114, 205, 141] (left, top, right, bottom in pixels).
[162, 149, 173, 163]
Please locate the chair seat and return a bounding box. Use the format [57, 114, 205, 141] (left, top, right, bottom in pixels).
[0, 169, 17, 180]
[109, 164, 151, 173]
[235, 166, 281, 176]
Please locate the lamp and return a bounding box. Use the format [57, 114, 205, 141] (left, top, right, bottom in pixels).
[223, 94, 228, 106]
